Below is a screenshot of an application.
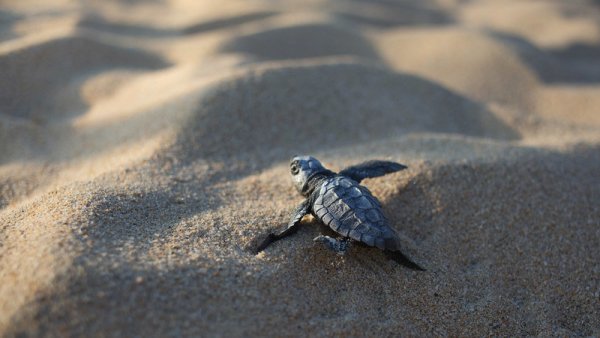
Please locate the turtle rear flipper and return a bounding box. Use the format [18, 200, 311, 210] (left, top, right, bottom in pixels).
[313, 235, 350, 255]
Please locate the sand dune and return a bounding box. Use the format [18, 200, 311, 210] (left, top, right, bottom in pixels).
[0, 0, 599, 336]
[77, 11, 278, 37]
[459, 0, 600, 48]
[377, 27, 540, 111]
[172, 59, 519, 164]
[219, 19, 381, 61]
[0, 32, 168, 121]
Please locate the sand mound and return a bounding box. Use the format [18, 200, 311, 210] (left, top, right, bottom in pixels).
[489, 32, 600, 85]
[77, 11, 278, 37]
[459, 0, 600, 48]
[173, 59, 518, 165]
[182, 11, 278, 35]
[3, 142, 598, 337]
[0, 32, 168, 121]
[333, 0, 453, 28]
[377, 28, 540, 110]
[534, 86, 600, 126]
[219, 21, 381, 61]
[0, 10, 20, 41]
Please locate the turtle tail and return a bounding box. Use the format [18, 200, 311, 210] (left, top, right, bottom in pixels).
[384, 249, 426, 271]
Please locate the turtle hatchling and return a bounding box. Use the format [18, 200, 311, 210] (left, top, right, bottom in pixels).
[256, 155, 424, 270]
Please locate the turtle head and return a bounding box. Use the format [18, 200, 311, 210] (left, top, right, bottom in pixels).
[290, 155, 326, 195]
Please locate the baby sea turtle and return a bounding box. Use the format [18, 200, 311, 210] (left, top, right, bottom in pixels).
[256, 155, 424, 270]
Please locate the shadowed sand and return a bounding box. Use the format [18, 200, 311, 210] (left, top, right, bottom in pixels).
[0, 0, 599, 336]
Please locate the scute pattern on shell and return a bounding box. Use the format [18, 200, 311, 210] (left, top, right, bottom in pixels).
[313, 176, 397, 250]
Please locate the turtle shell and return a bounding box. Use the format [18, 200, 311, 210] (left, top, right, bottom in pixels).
[312, 176, 400, 250]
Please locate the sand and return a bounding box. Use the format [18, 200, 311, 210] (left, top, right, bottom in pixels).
[0, 0, 599, 336]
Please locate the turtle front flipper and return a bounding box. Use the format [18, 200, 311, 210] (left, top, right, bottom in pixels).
[338, 160, 407, 183]
[255, 200, 310, 253]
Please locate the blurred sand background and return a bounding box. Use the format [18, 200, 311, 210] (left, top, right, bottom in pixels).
[1, 0, 599, 336]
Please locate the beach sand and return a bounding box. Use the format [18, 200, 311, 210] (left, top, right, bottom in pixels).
[0, 0, 599, 336]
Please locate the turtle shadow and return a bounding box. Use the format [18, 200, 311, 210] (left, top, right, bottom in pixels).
[380, 175, 439, 245]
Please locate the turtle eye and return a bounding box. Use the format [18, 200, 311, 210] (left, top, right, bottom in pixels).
[291, 164, 299, 175]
